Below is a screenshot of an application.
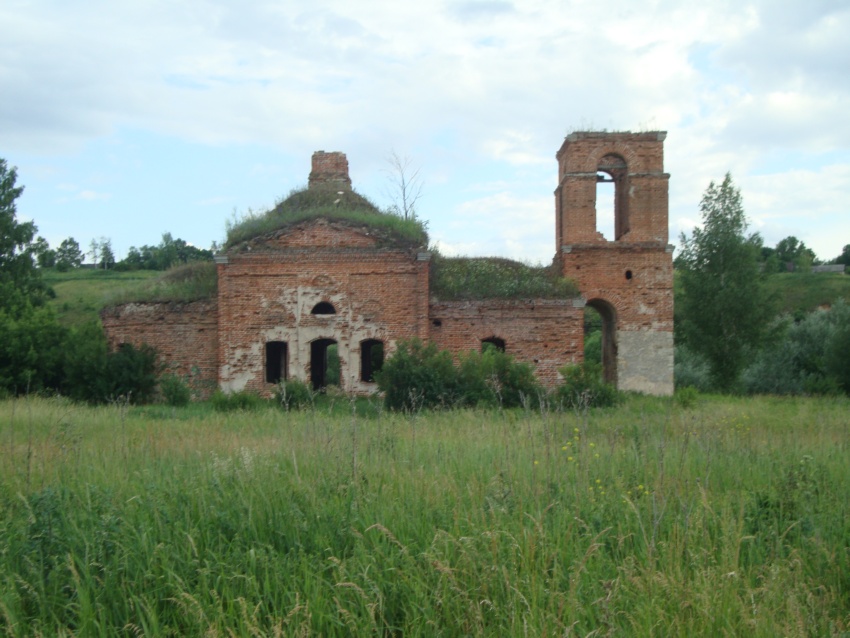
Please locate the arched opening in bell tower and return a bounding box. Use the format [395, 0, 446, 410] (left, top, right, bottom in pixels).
[585, 298, 618, 386]
[595, 153, 630, 241]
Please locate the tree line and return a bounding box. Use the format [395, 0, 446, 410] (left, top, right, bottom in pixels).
[32, 233, 213, 272]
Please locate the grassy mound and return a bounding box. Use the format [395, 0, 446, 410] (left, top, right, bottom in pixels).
[105, 261, 218, 305]
[430, 253, 579, 301]
[225, 186, 429, 250]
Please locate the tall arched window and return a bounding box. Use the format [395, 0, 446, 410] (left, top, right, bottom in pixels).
[596, 154, 629, 241]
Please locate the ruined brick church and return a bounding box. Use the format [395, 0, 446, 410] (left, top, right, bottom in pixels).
[102, 132, 674, 396]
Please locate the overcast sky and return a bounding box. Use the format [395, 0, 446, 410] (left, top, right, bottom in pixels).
[2, 0, 848, 264]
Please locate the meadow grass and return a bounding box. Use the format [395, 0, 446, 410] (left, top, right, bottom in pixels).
[0, 394, 848, 636]
[42, 269, 160, 326]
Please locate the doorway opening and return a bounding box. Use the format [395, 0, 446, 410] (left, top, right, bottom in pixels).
[310, 338, 340, 390]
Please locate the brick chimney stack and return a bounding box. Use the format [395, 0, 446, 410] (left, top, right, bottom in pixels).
[308, 151, 352, 190]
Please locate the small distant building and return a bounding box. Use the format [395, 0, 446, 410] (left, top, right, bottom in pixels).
[102, 132, 674, 396]
[811, 265, 846, 274]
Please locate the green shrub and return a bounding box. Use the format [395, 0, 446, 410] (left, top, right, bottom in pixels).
[159, 373, 191, 407]
[554, 361, 619, 409]
[674, 386, 700, 409]
[456, 348, 541, 408]
[62, 323, 159, 404]
[210, 389, 266, 412]
[825, 307, 850, 393]
[275, 378, 315, 410]
[674, 344, 713, 392]
[0, 303, 66, 394]
[583, 330, 602, 364]
[741, 300, 850, 395]
[376, 339, 459, 411]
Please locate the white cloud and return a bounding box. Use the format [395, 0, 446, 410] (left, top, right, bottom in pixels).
[0, 0, 847, 261]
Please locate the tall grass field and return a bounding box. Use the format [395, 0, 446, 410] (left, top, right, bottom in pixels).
[1, 395, 848, 636]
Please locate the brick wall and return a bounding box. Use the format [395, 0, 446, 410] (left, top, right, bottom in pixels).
[428, 298, 585, 387]
[216, 223, 430, 395]
[308, 151, 352, 190]
[101, 135, 675, 399]
[100, 300, 219, 398]
[554, 131, 674, 395]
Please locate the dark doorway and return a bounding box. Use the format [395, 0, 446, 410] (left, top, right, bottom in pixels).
[360, 339, 384, 382]
[310, 338, 339, 390]
[265, 341, 288, 383]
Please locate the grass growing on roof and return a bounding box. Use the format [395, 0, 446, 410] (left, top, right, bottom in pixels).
[225, 186, 429, 250]
[105, 260, 218, 305]
[430, 252, 579, 300]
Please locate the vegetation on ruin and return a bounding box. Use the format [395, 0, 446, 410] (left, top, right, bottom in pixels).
[224, 186, 429, 250]
[429, 253, 579, 301]
[1, 394, 848, 635]
[104, 260, 218, 306]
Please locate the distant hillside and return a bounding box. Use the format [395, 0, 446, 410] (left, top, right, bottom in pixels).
[765, 272, 850, 314]
[42, 269, 160, 326]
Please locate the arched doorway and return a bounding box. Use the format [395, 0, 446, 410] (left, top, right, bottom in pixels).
[310, 338, 339, 390]
[585, 298, 618, 386]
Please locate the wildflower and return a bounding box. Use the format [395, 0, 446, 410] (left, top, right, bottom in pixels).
[594, 453, 600, 459]
[534, 460, 539, 465]
[567, 456, 574, 462]
[595, 479, 601, 484]
[589, 442, 595, 448]
[562, 446, 568, 451]
[574, 428, 579, 433]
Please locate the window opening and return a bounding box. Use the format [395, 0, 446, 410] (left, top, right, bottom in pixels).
[596, 154, 629, 241]
[481, 337, 506, 353]
[265, 341, 288, 384]
[310, 338, 339, 390]
[360, 339, 385, 382]
[311, 301, 336, 315]
[596, 171, 615, 241]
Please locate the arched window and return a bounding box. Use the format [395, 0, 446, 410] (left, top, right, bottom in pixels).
[311, 301, 336, 315]
[265, 341, 288, 383]
[596, 154, 629, 241]
[481, 337, 506, 353]
[360, 339, 384, 382]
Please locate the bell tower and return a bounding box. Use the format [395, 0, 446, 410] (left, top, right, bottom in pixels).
[555, 131, 674, 395]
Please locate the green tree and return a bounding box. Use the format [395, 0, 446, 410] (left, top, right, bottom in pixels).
[55, 237, 83, 271]
[99, 238, 115, 269]
[676, 173, 775, 391]
[0, 158, 47, 313]
[775, 236, 816, 272]
[33, 236, 56, 268]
